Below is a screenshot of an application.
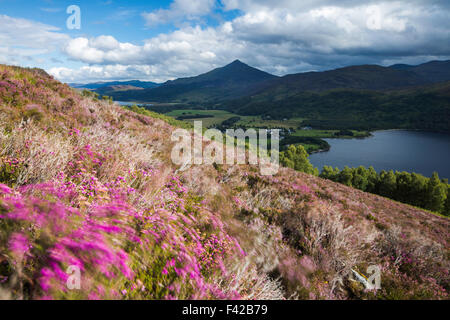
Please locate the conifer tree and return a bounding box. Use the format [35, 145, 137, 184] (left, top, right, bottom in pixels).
[338, 166, 353, 187]
[379, 170, 397, 197]
[425, 172, 447, 213]
[280, 145, 316, 175]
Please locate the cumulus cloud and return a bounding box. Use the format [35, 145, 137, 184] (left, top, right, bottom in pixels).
[64, 36, 142, 64]
[143, 0, 216, 26]
[229, 2, 450, 55]
[57, 27, 241, 82]
[50, 65, 155, 83]
[0, 15, 69, 65]
[53, 0, 450, 82]
[221, 0, 450, 11]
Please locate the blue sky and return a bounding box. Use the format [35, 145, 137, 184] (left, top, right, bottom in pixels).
[2, 1, 182, 40]
[1, 0, 449, 83]
[1, 0, 220, 72]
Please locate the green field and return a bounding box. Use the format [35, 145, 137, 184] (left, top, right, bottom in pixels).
[165, 109, 306, 129]
[164, 109, 370, 153]
[236, 117, 305, 130]
[292, 129, 370, 138]
[165, 109, 236, 128]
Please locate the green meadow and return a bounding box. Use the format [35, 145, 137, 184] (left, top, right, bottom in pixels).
[164, 109, 370, 153]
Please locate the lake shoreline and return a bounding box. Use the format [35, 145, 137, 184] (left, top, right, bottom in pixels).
[309, 130, 450, 179]
[311, 128, 450, 155]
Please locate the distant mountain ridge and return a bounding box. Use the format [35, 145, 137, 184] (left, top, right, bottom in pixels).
[109, 59, 278, 103]
[253, 65, 425, 95]
[164, 59, 277, 85]
[249, 60, 450, 97]
[400, 60, 450, 83]
[99, 59, 450, 103]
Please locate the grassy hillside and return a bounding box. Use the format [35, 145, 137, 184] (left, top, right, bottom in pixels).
[0, 65, 448, 300]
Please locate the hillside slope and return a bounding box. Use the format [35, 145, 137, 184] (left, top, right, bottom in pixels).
[0, 65, 448, 300]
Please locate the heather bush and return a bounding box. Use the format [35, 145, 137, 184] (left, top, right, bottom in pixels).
[0, 156, 23, 185]
[0, 183, 134, 299]
[0, 173, 243, 299]
[0, 121, 73, 185]
[214, 257, 285, 300]
[0, 71, 246, 299]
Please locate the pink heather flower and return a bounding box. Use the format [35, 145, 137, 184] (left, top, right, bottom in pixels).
[121, 289, 127, 296]
[97, 285, 106, 296]
[25, 104, 42, 112]
[299, 255, 316, 273]
[0, 184, 12, 194]
[8, 232, 31, 258]
[69, 128, 80, 136]
[88, 292, 100, 300]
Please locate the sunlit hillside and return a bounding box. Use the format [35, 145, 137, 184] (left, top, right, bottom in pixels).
[0, 65, 448, 300]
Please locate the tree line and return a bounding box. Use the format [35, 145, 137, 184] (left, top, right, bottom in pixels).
[320, 166, 450, 216]
[280, 145, 450, 216]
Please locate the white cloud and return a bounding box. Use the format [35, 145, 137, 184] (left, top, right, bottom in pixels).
[65, 38, 104, 64]
[64, 36, 143, 65]
[143, 0, 216, 26]
[50, 65, 154, 83]
[89, 35, 120, 51]
[56, 26, 243, 82]
[229, 2, 449, 51]
[51, 0, 450, 82]
[221, 0, 450, 12]
[0, 15, 69, 65]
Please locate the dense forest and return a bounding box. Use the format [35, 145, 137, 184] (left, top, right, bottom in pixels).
[222, 82, 450, 133]
[280, 145, 450, 216]
[280, 136, 330, 152]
